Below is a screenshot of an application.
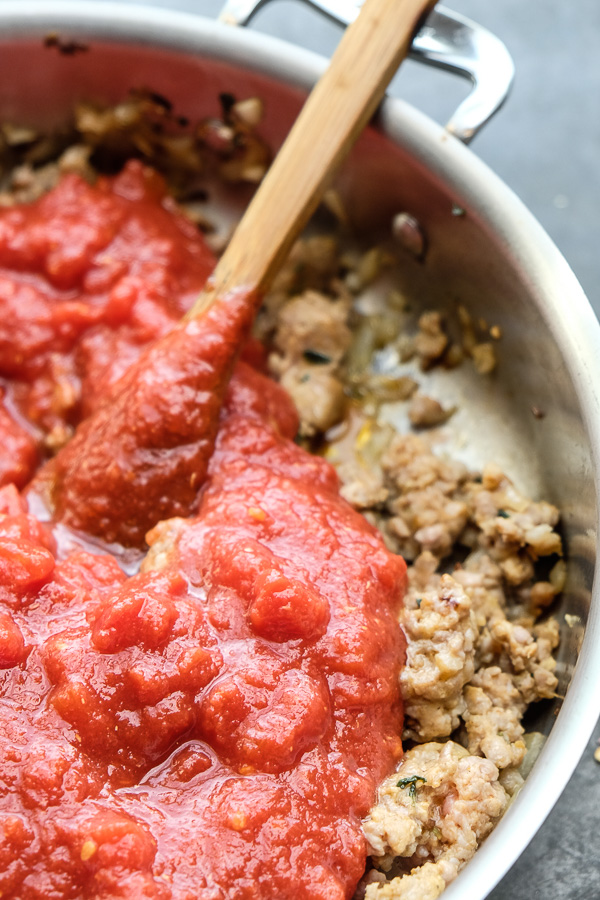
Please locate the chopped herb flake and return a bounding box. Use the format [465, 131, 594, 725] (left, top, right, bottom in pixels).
[303, 349, 332, 365]
[397, 774, 427, 800]
[497, 509, 510, 518]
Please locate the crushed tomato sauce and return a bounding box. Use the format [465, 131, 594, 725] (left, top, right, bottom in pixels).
[0, 161, 407, 899]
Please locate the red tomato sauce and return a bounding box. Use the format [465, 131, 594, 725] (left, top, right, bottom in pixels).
[0, 162, 407, 899]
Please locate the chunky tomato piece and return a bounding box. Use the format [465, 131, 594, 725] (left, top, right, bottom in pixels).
[0, 167, 407, 900]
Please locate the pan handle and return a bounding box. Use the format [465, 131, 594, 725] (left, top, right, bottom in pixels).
[217, 0, 514, 144]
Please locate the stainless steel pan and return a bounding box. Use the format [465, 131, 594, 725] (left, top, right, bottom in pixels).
[0, 3, 598, 897]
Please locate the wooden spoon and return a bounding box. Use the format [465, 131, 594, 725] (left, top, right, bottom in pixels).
[45, 0, 438, 547]
[190, 0, 438, 317]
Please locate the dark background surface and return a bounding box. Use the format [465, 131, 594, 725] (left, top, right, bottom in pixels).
[14, 0, 600, 897]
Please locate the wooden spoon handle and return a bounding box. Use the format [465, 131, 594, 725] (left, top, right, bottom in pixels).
[189, 0, 437, 317]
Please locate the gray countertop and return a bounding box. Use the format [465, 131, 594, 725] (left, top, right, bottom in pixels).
[14, 0, 600, 895]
